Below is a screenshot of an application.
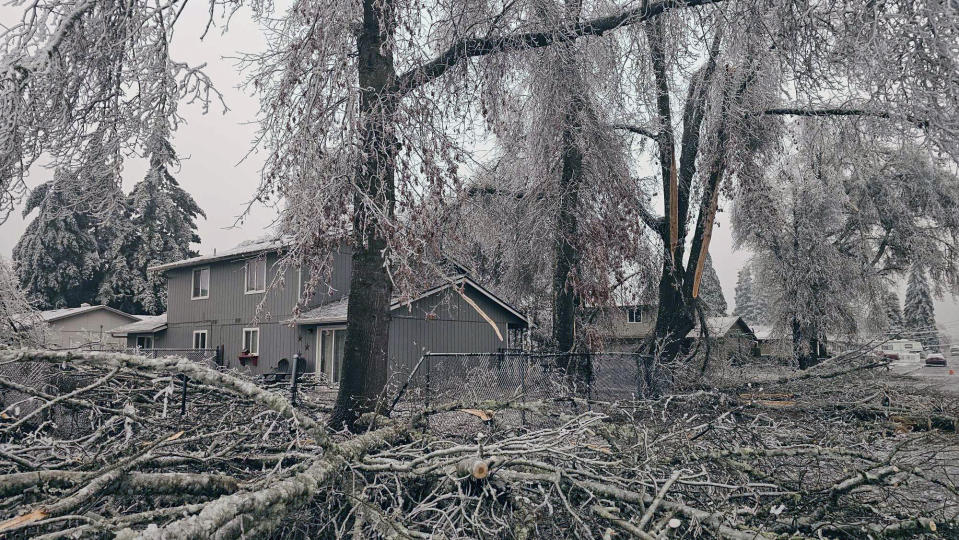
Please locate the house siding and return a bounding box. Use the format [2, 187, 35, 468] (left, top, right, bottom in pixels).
[387, 285, 516, 380]
[159, 246, 524, 377]
[46, 310, 138, 349]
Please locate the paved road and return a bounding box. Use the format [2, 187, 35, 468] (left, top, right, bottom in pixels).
[890, 359, 959, 395]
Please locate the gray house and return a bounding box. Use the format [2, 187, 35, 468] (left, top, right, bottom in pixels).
[124, 239, 528, 379]
[19, 304, 141, 350]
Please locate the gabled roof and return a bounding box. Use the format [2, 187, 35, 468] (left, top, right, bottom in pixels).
[33, 304, 140, 324]
[110, 314, 168, 337]
[148, 237, 287, 273]
[686, 316, 755, 339]
[289, 275, 528, 327]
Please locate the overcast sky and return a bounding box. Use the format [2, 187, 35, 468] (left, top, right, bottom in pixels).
[1, 4, 956, 338]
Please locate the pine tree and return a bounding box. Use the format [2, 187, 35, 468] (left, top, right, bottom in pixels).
[903, 266, 939, 349]
[882, 290, 905, 337]
[13, 172, 103, 309]
[699, 254, 728, 316]
[733, 266, 755, 324]
[98, 134, 204, 314]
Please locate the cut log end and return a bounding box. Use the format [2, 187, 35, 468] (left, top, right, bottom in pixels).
[457, 458, 490, 480]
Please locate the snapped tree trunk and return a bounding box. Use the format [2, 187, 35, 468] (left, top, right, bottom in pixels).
[329, 0, 397, 430]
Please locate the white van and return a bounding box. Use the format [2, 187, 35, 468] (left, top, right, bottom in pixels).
[878, 339, 923, 364]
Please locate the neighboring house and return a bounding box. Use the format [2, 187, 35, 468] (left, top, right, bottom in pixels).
[111, 314, 168, 349]
[19, 304, 141, 350]
[146, 238, 529, 379]
[753, 325, 791, 359]
[686, 316, 757, 359]
[600, 305, 656, 352]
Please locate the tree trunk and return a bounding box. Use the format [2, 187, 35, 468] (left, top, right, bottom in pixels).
[646, 258, 696, 390]
[792, 317, 814, 370]
[329, 0, 397, 430]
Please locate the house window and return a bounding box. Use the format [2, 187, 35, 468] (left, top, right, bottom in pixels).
[192, 330, 208, 349]
[245, 257, 266, 294]
[627, 307, 643, 324]
[318, 328, 346, 384]
[192, 267, 210, 299]
[136, 336, 154, 349]
[242, 328, 260, 356]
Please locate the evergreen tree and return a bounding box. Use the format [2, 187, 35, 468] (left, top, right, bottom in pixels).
[699, 254, 728, 316]
[882, 290, 905, 337]
[903, 266, 939, 349]
[733, 266, 755, 324]
[13, 172, 104, 308]
[98, 134, 204, 314]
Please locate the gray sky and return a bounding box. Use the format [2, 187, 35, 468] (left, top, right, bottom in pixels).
[1, 4, 956, 337]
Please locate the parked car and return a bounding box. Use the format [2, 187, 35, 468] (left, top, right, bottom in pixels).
[925, 353, 947, 367]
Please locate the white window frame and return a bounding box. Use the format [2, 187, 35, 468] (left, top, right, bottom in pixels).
[191, 267, 210, 300]
[244, 257, 267, 294]
[136, 335, 154, 349]
[627, 307, 643, 324]
[316, 326, 346, 384]
[242, 328, 260, 356]
[192, 330, 208, 350]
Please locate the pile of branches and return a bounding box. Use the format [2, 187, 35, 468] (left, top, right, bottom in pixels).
[0, 349, 957, 539]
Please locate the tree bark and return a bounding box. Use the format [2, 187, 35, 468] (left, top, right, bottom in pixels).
[552, 98, 584, 358]
[329, 0, 397, 430]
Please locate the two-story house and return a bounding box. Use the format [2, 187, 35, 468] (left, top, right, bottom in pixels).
[111, 238, 528, 379]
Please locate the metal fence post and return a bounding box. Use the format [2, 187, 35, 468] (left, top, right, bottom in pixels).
[290, 353, 301, 407]
[519, 354, 527, 427]
[424, 355, 431, 411]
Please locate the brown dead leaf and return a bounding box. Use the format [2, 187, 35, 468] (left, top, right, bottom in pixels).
[165, 430, 185, 442]
[0, 507, 48, 533]
[460, 409, 494, 421]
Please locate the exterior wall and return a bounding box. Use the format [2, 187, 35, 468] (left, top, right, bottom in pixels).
[162, 250, 329, 374]
[597, 305, 656, 352]
[46, 311, 137, 349]
[386, 285, 519, 381]
[161, 246, 523, 378]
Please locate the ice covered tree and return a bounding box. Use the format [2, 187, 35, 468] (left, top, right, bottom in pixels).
[13, 172, 103, 309]
[904, 266, 939, 349]
[882, 291, 905, 338]
[733, 266, 756, 324]
[699, 254, 727, 316]
[0, 257, 48, 347]
[734, 122, 959, 368]
[99, 132, 204, 314]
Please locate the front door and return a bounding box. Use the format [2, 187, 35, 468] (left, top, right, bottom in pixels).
[316, 327, 346, 384]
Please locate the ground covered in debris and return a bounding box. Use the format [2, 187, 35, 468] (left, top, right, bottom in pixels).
[0, 349, 957, 538]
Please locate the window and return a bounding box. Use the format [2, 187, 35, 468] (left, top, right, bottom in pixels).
[192, 330, 208, 349]
[242, 328, 260, 356]
[245, 257, 266, 294]
[318, 328, 346, 384]
[627, 307, 643, 324]
[192, 267, 210, 299]
[136, 336, 154, 349]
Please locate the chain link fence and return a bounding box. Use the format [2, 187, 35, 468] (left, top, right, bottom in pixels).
[394, 352, 658, 432]
[123, 348, 221, 369]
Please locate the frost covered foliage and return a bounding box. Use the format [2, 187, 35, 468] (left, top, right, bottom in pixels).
[0, 0, 218, 223]
[732, 265, 764, 326]
[734, 122, 959, 359]
[12, 170, 110, 309]
[14, 136, 202, 314]
[904, 266, 939, 349]
[882, 290, 905, 337]
[99, 134, 204, 314]
[0, 259, 47, 347]
[699, 254, 727, 316]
